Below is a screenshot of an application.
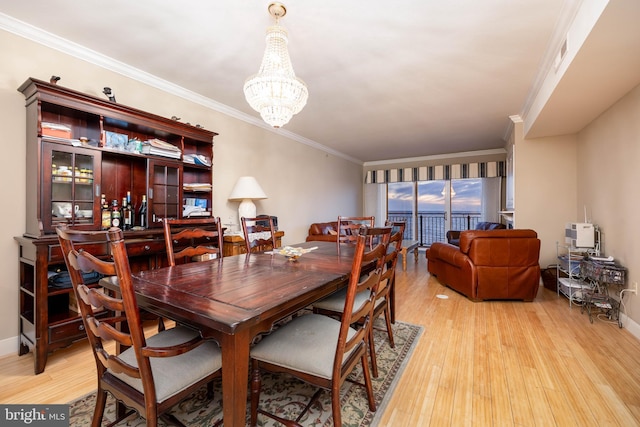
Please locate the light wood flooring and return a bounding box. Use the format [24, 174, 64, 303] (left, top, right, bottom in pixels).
[1, 252, 640, 426]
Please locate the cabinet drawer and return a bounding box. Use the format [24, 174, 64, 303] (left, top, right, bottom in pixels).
[49, 317, 86, 343]
[49, 242, 108, 264]
[126, 239, 166, 257]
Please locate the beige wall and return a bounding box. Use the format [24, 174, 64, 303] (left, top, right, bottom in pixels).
[577, 83, 640, 333]
[512, 119, 579, 267]
[511, 83, 640, 335]
[0, 30, 363, 353]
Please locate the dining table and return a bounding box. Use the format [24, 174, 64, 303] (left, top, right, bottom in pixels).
[102, 240, 362, 427]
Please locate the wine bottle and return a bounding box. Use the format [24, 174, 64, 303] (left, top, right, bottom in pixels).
[100, 194, 111, 230]
[111, 199, 121, 228]
[126, 191, 133, 229]
[139, 195, 147, 228]
[122, 196, 131, 230]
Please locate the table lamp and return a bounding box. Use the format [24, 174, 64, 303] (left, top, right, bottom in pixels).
[228, 176, 267, 225]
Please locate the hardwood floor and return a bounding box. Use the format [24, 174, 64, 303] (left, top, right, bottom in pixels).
[1, 252, 640, 426]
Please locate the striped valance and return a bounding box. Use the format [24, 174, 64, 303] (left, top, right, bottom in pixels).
[365, 161, 505, 184]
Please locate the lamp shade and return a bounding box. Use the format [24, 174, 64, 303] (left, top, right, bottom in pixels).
[228, 176, 267, 201]
[228, 176, 267, 226]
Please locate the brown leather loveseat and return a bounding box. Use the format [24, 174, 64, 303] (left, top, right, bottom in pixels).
[306, 221, 339, 242]
[426, 229, 541, 301]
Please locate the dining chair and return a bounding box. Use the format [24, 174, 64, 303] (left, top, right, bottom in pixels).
[249, 226, 391, 427]
[163, 217, 224, 266]
[56, 226, 222, 427]
[241, 216, 277, 253]
[313, 222, 401, 377]
[384, 220, 406, 324]
[337, 215, 375, 247]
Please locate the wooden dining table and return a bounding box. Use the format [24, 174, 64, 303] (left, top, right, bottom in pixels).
[102, 240, 360, 427]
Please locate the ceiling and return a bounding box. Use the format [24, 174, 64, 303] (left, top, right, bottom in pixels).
[2, 1, 639, 163]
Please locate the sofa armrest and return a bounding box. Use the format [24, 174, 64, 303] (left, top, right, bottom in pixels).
[427, 242, 470, 268]
[446, 230, 461, 245]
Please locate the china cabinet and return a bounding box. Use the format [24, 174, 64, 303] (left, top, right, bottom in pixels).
[15, 77, 217, 373]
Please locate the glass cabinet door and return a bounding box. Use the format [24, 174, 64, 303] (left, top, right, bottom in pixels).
[148, 159, 182, 227]
[43, 143, 100, 233]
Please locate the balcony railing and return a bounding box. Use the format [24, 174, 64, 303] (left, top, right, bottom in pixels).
[387, 211, 482, 246]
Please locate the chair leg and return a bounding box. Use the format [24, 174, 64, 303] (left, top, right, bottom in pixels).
[368, 326, 379, 378]
[91, 388, 107, 427]
[361, 353, 376, 412]
[250, 360, 261, 427]
[206, 380, 214, 399]
[331, 382, 342, 427]
[383, 303, 395, 348]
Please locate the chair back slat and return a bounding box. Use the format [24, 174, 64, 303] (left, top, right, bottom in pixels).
[163, 217, 223, 266]
[241, 216, 277, 253]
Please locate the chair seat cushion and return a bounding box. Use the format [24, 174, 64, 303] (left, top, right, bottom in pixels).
[250, 314, 357, 379]
[314, 288, 384, 314]
[111, 326, 222, 402]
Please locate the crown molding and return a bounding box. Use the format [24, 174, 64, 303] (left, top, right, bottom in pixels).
[0, 13, 362, 165]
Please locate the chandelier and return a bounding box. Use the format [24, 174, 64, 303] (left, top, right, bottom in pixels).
[243, 2, 308, 128]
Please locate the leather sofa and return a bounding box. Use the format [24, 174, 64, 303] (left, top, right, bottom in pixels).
[446, 221, 506, 246]
[426, 229, 541, 301]
[306, 221, 339, 242]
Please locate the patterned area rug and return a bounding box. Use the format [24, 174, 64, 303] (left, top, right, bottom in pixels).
[68, 320, 422, 427]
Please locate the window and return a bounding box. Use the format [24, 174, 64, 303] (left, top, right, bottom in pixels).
[386, 177, 501, 246]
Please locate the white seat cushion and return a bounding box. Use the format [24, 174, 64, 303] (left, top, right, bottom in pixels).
[250, 314, 357, 379]
[314, 288, 384, 314]
[111, 326, 222, 402]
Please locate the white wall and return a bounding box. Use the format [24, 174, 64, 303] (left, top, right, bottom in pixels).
[0, 30, 363, 353]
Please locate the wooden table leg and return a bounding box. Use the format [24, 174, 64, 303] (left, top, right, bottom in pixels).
[401, 248, 408, 271]
[220, 330, 252, 427]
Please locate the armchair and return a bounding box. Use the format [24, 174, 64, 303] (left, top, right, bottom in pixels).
[426, 229, 541, 301]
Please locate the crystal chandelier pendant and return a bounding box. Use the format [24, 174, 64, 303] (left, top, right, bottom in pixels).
[244, 3, 308, 128]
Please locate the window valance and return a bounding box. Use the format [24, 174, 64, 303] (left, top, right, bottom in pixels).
[364, 161, 505, 184]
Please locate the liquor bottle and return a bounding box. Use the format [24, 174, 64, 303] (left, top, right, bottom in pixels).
[100, 194, 111, 230]
[126, 191, 133, 228]
[111, 199, 121, 228]
[139, 195, 147, 228]
[122, 196, 131, 230]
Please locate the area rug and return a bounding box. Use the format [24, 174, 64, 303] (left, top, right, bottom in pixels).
[68, 320, 422, 427]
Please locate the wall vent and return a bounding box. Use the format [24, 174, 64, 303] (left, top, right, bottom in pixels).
[554, 38, 568, 71]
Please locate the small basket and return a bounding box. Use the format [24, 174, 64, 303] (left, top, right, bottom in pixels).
[541, 265, 559, 291]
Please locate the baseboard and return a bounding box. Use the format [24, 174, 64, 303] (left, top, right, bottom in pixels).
[620, 313, 640, 339]
[0, 335, 19, 358]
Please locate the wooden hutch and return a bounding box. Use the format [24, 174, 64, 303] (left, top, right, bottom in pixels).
[15, 78, 217, 374]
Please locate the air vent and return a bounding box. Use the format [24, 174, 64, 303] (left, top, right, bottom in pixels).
[554, 38, 568, 71]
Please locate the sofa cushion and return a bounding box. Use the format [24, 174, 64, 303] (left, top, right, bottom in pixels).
[307, 221, 340, 242]
[309, 222, 338, 236]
